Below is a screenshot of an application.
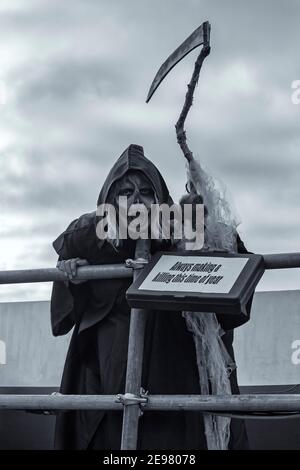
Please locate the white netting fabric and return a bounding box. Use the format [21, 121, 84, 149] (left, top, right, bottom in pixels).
[187, 158, 240, 251]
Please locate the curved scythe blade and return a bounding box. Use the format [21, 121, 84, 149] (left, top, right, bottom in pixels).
[146, 21, 210, 103]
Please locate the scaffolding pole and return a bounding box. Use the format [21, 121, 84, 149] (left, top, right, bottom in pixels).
[0, 264, 132, 284]
[0, 252, 299, 285]
[120, 239, 151, 450]
[1, 394, 300, 412]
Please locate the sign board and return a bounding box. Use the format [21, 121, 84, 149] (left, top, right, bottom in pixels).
[126, 251, 265, 315]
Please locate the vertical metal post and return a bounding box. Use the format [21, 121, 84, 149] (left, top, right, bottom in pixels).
[121, 238, 150, 450]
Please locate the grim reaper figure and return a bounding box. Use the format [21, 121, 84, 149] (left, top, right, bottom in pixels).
[50, 143, 252, 450]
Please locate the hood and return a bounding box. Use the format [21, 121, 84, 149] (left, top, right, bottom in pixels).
[96, 144, 173, 207]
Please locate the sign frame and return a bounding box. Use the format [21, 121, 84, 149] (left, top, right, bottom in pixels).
[126, 251, 265, 316]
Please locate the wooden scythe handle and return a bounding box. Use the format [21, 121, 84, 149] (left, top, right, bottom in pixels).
[175, 22, 211, 163]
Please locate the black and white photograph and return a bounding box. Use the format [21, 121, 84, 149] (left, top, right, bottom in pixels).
[0, 0, 300, 459]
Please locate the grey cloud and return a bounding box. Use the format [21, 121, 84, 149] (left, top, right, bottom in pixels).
[10, 59, 133, 107]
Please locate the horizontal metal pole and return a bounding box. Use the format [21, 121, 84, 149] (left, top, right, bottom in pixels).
[0, 252, 299, 285]
[263, 252, 300, 270]
[0, 395, 123, 410]
[2, 394, 300, 412]
[0, 265, 132, 285]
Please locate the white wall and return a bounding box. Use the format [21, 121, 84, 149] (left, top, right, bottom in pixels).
[234, 290, 300, 386]
[0, 291, 300, 387]
[0, 301, 70, 387]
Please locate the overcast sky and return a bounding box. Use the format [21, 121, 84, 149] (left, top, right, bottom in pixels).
[0, 0, 299, 301]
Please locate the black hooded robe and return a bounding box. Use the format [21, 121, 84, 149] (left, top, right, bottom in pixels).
[50, 145, 251, 450]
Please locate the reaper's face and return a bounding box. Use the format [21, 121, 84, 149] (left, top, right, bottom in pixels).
[113, 170, 155, 220]
[115, 171, 156, 210]
[104, 170, 157, 243]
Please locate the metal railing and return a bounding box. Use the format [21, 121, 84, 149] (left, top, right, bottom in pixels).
[1, 250, 300, 450]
